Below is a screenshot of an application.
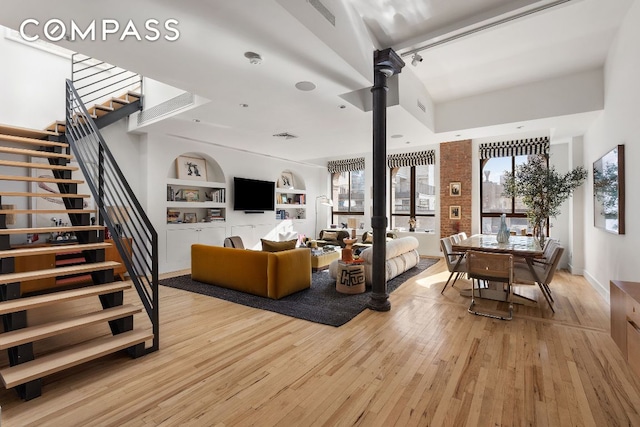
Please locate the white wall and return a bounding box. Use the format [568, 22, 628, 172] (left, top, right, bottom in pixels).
[582, 0, 640, 300]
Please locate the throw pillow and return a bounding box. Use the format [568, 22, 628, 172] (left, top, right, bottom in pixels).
[261, 238, 297, 252]
[364, 232, 373, 243]
[322, 231, 338, 241]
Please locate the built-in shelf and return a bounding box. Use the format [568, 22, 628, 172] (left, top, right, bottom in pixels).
[275, 171, 306, 221]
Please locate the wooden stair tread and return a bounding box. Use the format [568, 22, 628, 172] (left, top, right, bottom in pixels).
[45, 122, 66, 133]
[0, 147, 72, 160]
[118, 92, 141, 102]
[0, 192, 90, 199]
[0, 305, 142, 350]
[0, 124, 58, 139]
[0, 134, 66, 148]
[0, 160, 78, 171]
[0, 330, 152, 388]
[0, 225, 102, 235]
[0, 209, 96, 215]
[0, 175, 83, 184]
[0, 261, 120, 285]
[0, 242, 112, 259]
[0, 282, 130, 315]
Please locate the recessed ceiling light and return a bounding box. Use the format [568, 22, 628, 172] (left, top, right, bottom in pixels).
[391, 134, 403, 139]
[455, 134, 461, 137]
[517, 125, 524, 129]
[244, 51, 263, 65]
[405, 141, 411, 144]
[339, 105, 346, 109]
[192, 119, 200, 123]
[239, 103, 249, 108]
[295, 81, 316, 91]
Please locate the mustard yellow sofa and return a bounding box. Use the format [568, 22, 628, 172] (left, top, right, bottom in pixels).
[191, 244, 311, 299]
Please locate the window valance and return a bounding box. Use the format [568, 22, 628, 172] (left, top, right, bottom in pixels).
[387, 150, 435, 168]
[327, 157, 365, 173]
[479, 137, 549, 159]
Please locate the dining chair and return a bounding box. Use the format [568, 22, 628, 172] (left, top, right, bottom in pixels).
[457, 232, 468, 241]
[513, 244, 564, 312]
[440, 237, 467, 294]
[223, 236, 245, 249]
[450, 234, 461, 244]
[466, 250, 514, 320]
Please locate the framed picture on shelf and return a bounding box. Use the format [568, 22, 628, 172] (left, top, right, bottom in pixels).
[449, 205, 461, 220]
[167, 210, 180, 223]
[183, 213, 197, 223]
[182, 189, 199, 202]
[449, 182, 461, 196]
[176, 155, 207, 181]
[278, 171, 294, 189]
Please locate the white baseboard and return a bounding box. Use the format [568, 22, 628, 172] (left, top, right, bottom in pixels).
[583, 269, 609, 303]
[567, 262, 584, 276]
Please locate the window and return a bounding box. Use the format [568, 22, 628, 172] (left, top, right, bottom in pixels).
[390, 164, 436, 231]
[480, 154, 547, 235]
[331, 170, 365, 226]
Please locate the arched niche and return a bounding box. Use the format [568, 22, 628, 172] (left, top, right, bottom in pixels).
[277, 169, 305, 190]
[167, 152, 225, 183]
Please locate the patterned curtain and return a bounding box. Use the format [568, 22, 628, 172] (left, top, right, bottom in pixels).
[479, 137, 549, 159]
[327, 157, 365, 173]
[387, 150, 436, 168]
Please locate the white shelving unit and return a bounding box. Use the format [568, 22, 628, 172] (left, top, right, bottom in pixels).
[166, 178, 226, 224]
[275, 170, 306, 221]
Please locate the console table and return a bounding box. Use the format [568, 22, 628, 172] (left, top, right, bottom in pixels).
[610, 280, 640, 378]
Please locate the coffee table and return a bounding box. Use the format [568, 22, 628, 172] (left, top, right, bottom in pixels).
[311, 249, 340, 272]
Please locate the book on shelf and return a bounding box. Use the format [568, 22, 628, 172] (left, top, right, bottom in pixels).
[167, 210, 180, 223]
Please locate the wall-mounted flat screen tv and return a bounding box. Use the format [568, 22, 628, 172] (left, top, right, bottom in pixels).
[233, 177, 275, 212]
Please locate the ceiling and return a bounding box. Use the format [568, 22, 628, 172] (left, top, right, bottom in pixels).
[0, 0, 635, 163]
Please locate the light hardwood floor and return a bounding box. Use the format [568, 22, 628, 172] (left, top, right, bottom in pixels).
[1, 260, 640, 426]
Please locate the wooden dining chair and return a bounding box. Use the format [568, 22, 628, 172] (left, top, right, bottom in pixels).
[440, 237, 467, 294]
[466, 250, 514, 320]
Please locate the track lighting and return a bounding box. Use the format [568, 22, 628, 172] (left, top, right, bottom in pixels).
[411, 53, 423, 67]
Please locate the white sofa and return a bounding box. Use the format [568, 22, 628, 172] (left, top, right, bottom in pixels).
[329, 236, 420, 285]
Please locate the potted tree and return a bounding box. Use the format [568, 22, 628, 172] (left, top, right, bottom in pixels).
[502, 155, 587, 247]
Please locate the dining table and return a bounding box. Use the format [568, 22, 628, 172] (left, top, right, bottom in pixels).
[451, 234, 545, 306]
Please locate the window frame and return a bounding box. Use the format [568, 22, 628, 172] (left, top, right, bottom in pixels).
[389, 165, 436, 229]
[330, 170, 365, 224]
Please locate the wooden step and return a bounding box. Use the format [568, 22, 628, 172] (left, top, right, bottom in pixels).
[45, 121, 65, 133]
[0, 305, 141, 350]
[0, 146, 72, 160]
[0, 330, 152, 388]
[0, 192, 90, 199]
[0, 242, 111, 259]
[88, 105, 114, 118]
[0, 225, 102, 235]
[0, 282, 130, 315]
[0, 209, 96, 215]
[0, 175, 83, 184]
[0, 124, 58, 139]
[118, 92, 141, 103]
[0, 134, 67, 148]
[0, 261, 120, 286]
[0, 160, 77, 172]
[105, 98, 130, 110]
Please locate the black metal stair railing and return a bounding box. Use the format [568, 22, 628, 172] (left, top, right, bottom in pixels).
[71, 53, 142, 107]
[65, 79, 158, 353]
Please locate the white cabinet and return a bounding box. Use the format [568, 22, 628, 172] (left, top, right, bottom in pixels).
[166, 224, 227, 269]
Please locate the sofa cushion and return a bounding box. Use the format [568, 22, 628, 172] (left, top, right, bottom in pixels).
[360, 236, 419, 263]
[261, 238, 297, 252]
[321, 231, 339, 241]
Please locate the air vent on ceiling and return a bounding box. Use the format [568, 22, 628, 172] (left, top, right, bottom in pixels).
[308, 0, 336, 26]
[417, 100, 426, 113]
[273, 132, 299, 140]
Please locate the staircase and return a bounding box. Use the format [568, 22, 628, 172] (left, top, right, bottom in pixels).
[0, 78, 157, 400]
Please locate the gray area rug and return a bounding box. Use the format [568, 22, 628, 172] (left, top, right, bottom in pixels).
[160, 258, 438, 327]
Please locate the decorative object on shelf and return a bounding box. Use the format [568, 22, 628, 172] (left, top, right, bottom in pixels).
[176, 155, 208, 181]
[408, 216, 416, 232]
[449, 206, 461, 220]
[496, 213, 510, 243]
[0, 204, 16, 225]
[182, 188, 199, 202]
[593, 144, 625, 235]
[167, 210, 180, 223]
[450, 182, 461, 196]
[341, 238, 357, 263]
[278, 171, 294, 189]
[183, 213, 197, 223]
[503, 154, 587, 247]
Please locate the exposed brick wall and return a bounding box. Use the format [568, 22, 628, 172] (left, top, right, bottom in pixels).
[440, 140, 472, 238]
